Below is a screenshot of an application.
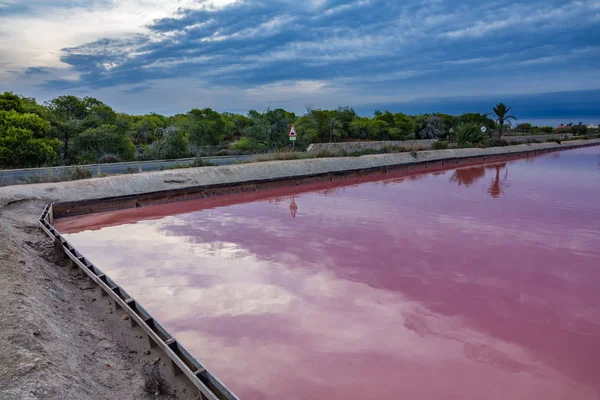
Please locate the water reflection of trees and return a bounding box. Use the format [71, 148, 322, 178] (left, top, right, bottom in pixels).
[450, 167, 486, 187]
[450, 163, 510, 198]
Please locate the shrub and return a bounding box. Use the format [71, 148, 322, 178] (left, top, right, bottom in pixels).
[71, 166, 92, 180]
[98, 153, 122, 163]
[455, 123, 484, 146]
[314, 150, 337, 158]
[230, 137, 266, 152]
[432, 141, 449, 150]
[487, 139, 509, 147]
[571, 125, 588, 136]
[192, 157, 213, 167]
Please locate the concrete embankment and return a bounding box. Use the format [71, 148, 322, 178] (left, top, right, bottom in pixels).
[306, 139, 435, 153]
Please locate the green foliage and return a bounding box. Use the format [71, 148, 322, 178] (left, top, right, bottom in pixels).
[149, 126, 190, 159]
[489, 103, 517, 138]
[187, 108, 231, 146]
[0, 92, 25, 113]
[487, 138, 509, 147]
[0, 96, 61, 168]
[432, 141, 449, 150]
[71, 166, 93, 180]
[455, 123, 484, 146]
[571, 125, 588, 135]
[243, 108, 296, 149]
[73, 124, 136, 163]
[0, 127, 61, 167]
[230, 137, 266, 152]
[4, 91, 596, 171]
[516, 123, 532, 131]
[456, 113, 496, 131]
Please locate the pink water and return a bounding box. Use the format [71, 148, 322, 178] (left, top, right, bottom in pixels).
[56, 147, 600, 400]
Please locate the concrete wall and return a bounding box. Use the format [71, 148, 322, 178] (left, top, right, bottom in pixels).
[306, 140, 436, 153]
[504, 133, 572, 142]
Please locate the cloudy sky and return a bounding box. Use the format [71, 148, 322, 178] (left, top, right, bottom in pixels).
[1, 0, 599, 122]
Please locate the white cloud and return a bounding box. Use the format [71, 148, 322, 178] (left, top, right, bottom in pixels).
[0, 0, 238, 76]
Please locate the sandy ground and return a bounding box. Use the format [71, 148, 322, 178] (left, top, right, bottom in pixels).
[0, 199, 202, 399]
[1, 140, 598, 399]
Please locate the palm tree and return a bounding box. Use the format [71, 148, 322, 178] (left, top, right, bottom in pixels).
[489, 103, 517, 139]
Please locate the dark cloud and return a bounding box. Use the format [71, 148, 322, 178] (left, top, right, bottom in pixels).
[13, 0, 600, 119]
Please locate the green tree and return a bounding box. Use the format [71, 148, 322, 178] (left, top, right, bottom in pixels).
[150, 126, 190, 159]
[187, 108, 231, 146]
[0, 94, 61, 167]
[348, 117, 371, 140]
[73, 124, 135, 163]
[46, 95, 89, 161]
[489, 103, 517, 139]
[0, 92, 25, 113]
[571, 124, 588, 136]
[243, 108, 295, 149]
[456, 113, 496, 132]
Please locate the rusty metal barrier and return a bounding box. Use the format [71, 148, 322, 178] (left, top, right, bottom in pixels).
[38, 204, 240, 400]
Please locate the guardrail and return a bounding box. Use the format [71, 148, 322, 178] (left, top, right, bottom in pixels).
[38, 204, 240, 400]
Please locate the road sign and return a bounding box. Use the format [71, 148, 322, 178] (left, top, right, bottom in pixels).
[289, 136, 296, 141]
[288, 124, 297, 137]
[481, 126, 487, 133]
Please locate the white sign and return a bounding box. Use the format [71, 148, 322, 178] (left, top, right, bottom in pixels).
[481, 126, 487, 133]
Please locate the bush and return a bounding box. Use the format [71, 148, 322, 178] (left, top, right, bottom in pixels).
[192, 157, 213, 167]
[432, 141, 449, 150]
[455, 123, 484, 146]
[571, 125, 588, 136]
[230, 137, 266, 152]
[487, 139, 509, 147]
[71, 166, 92, 180]
[98, 153, 122, 163]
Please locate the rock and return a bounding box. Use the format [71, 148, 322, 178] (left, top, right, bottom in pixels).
[122, 314, 129, 321]
[32, 330, 40, 336]
[143, 350, 151, 356]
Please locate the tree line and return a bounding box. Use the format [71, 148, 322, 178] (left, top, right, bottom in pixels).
[0, 92, 583, 169]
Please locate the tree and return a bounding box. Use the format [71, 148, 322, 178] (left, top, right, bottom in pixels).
[571, 124, 588, 136]
[419, 116, 444, 139]
[187, 108, 230, 146]
[455, 122, 484, 146]
[150, 126, 190, 159]
[0, 95, 61, 167]
[0, 92, 24, 113]
[46, 96, 89, 161]
[73, 124, 135, 163]
[489, 103, 517, 139]
[516, 123, 532, 132]
[348, 117, 370, 140]
[244, 108, 295, 149]
[456, 113, 496, 132]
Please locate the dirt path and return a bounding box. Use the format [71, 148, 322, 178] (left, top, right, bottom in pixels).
[0, 200, 200, 400]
